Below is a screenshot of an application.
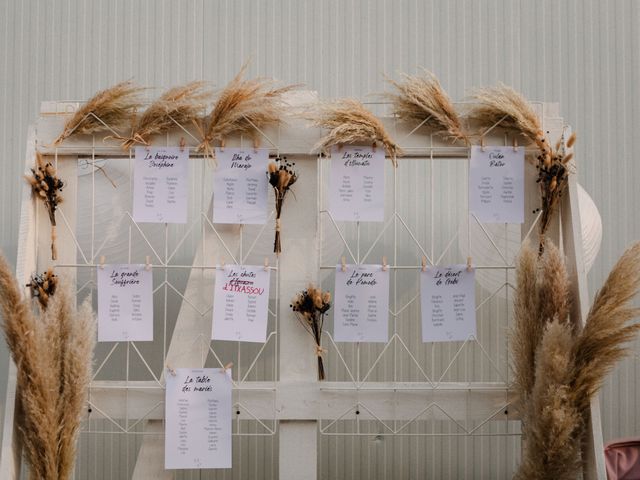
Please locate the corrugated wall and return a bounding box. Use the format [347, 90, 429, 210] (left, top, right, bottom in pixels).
[1, 0, 639, 474]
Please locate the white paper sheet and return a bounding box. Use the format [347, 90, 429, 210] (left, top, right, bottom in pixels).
[329, 145, 385, 222]
[469, 145, 524, 224]
[164, 368, 232, 470]
[97, 264, 153, 342]
[212, 148, 269, 224]
[421, 265, 476, 343]
[132, 146, 189, 223]
[333, 264, 390, 342]
[212, 265, 271, 343]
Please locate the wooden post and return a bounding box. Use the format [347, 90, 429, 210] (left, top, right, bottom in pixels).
[278, 155, 319, 480]
[561, 160, 607, 479]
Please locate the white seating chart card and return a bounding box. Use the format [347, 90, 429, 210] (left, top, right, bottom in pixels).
[212, 265, 271, 343]
[329, 145, 385, 222]
[469, 145, 524, 224]
[333, 264, 390, 342]
[165, 368, 232, 470]
[421, 265, 476, 343]
[132, 146, 189, 223]
[97, 264, 153, 342]
[212, 148, 269, 224]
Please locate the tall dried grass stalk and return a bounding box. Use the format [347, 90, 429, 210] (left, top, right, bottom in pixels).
[53, 80, 144, 145]
[0, 255, 96, 480]
[512, 241, 640, 479]
[198, 64, 296, 159]
[122, 81, 213, 149]
[386, 70, 467, 142]
[511, 241, 541, 404]
[570, 242, 640, 414]
[517, 320, 582, 480]
[310, 99, 402, 166]
[53, 286, 95, 479]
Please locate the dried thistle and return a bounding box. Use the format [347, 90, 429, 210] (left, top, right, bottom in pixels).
[468, 84, 548, 153]
[26, 269, 58, 309]
[197, 64, 296, 159]
[122, 81, 213, 149]
[310, 98, 402, 166]
[512, 240, 640, 479]
[0, 255, 96, 480]
[385, 70, 467, 142]
[291, 284, 332, 380]
[25, 152, 64, 260]
[267, 158, 297, 255]
[53, 80, 144, 145]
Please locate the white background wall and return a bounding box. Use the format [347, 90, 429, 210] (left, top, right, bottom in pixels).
[1, 0, 639, 467]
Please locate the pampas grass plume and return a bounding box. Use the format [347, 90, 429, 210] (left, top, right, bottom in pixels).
[310, 98, 402, 165]
[0, 254, 96, 480]
[469, 83, 547, 153]
[386, 70, 467, 142]
[123, 81, 212, 149]
[54, 80, 144, 145]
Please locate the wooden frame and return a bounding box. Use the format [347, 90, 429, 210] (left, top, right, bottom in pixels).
[0, 101, 606, 479]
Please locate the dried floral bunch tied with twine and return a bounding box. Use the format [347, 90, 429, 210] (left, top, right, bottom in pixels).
[512, 240, 640, 480]
[291, 284, 332, 380]
[0, 254, 96, 480]
[53, 80, 144, 146]
[197, 65, 296, 160]
[267, 158, 297, 255]
[310, 98, 402, 167]
[120, 81, 213, 150]
[534, 132, 576, 252]
[386, 70, 468, 142]
[26, 268, 58, 309]
[25, 152, 64, 260]
[468, 84, 575, 253]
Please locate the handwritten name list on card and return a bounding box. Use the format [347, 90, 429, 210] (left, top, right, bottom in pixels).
[97, 264, 153, 342]
[421, 265, 476, 343]
[133, 147, 188, 224]
[212, 148, 269, 224]
[212, 265, 271, 343]
[165, 368, 232, 470]
[333, 264, 390, 342]
[329, 145, 385, 222]
[469, 145, 524, 224]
